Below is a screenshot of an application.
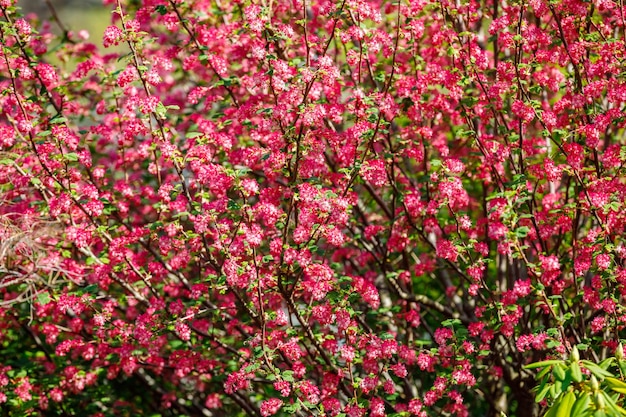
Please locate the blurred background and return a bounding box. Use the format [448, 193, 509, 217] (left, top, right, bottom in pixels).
[18, 0, 103, 19]
[18, 0, 110, 47]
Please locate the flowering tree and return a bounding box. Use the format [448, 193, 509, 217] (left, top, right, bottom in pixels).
[2, 0, 626, 415]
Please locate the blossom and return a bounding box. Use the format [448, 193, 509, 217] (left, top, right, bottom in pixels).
[103, 25, 123, 47]
[260, 398, 282, 416]
[361, 159, 388, 186]
[436, 240, 458, 262]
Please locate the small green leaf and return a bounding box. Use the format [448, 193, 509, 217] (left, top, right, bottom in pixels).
[538, 365, 553, 380]
[535, 383, 552, 403]
[154, 102, 167, 119]
[49, 116, 67, 124]
[525, 359, 563, 369]
[65, 152, 79, 162]
[227, 199, 240, 211]
[82, 284, 99, 295]
[36, 292, 51, 305]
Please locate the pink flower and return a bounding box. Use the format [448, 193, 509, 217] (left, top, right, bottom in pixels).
[15, 378, 32, 401]
[139, 96, 160, 114]
[14, 18, 31, 37]
[341, 345, 356, 363]
[103, 25, 123, 47]
[436, 240, 458, 262]
[260, 398, 282, 416]
[564, 142, 585, 170]
[118, 66, 138, 87]
[175, 322, 191, 341]
[370, 397, 386, 417]
[596, 253, 611, 270]
[591, 316, 606, 333]
[408, 399, 423, 415]
[205, 394, 221, 409]
[37, 62, 57, 86]
[361, 159, 388, 187]
[511, 100, 535, 123]
[299, 380, 320, 404]
[273, 380, 291, 397]
[391, 363, 408, 378]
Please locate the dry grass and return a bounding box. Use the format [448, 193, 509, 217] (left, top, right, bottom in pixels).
[0, 210, 71, 308]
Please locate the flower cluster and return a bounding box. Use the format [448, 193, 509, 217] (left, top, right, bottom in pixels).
[1, 0, 626, 415]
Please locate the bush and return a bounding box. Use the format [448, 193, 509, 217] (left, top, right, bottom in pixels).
[1, 0, 626, 416]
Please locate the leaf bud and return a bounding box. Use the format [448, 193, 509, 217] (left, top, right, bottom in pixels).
[591, 375, 599, 391]
[595, 392, 605, 410]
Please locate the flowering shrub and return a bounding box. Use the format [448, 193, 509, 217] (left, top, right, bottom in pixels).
[2, 0, 626, 415]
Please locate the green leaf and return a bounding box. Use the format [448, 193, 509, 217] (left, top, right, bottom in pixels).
[556, 391, 576, 417]
[82, 284, 99, 295]
[65, 152, 79, 162]
[441, 318, 461, 327]
[609, 386, 626, 395]
[549, 383, 560, 400]
[430, 159, 442, 168]
[599, 358, 615, 370]
[535, 382, 552, 403]
[49, 116, 67, 124]
[36, 292, 51, 305]
[555, 365, 571, 390]
[605, 377, 626, 390]
[154, 102, 167, 119]
[282, 403, 301, 413]
[599, 391, 626, 416]
[537, 365, 553, 380]
[571, 361, 583, 383]
[227, 199, 241, 211]
[256, 107, 274, 115]
[581, 360, 614, 378]
[571, 393, 591, 417]
[524, 359, 564, 369]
